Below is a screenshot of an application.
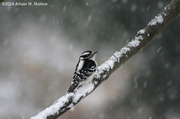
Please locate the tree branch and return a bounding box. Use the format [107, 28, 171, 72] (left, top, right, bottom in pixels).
[31, 0, 180, 119]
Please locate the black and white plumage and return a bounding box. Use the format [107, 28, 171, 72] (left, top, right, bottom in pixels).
[67, 51, 98, 93]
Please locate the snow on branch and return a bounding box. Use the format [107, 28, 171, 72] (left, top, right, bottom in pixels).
[31, 0, 180, 119]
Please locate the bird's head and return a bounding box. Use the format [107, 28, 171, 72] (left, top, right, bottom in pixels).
[80, 50, 98, 60]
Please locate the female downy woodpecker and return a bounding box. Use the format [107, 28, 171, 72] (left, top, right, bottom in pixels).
[67, 51, 98, 93]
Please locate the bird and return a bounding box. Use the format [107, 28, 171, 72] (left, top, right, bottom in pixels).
[67, 50, 98, 93]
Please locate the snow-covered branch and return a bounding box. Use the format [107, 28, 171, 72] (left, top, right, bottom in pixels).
[31, 0, 180, 119]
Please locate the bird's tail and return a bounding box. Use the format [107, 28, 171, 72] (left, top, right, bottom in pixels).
[67, 82, 79, 93]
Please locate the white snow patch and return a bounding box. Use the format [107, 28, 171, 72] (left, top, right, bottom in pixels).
[138, 29, 145, 34]
[121, 47, 131, 54]
[148, 14, 164, 26]
[162, 12, 167, 16]
[106, 58, 115, 69]
[31, 93, 74, 119]
[95, 63, 110, 79]
[94, 81, 98, 85]
[99, 63, 110, 72]
[114, 51, 123, 58]
[73, 82, 94, 103]
[164, 6, 171, 11]
[135, 35, 143, 40]
[102, 74, 107, 79]
[128, 39, 140, 47]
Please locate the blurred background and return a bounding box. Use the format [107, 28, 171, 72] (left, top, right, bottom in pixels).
[0, 0, 180, 119]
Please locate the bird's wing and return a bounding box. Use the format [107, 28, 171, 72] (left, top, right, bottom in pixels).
[67, 60, 96, 93]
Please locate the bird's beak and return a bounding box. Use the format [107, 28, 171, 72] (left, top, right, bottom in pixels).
[92, 51, 98, 55]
